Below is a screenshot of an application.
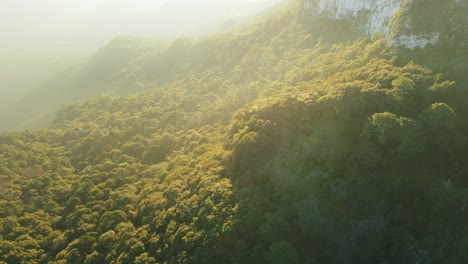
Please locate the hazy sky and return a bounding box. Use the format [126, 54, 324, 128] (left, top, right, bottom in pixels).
[1, 0, 282, 43]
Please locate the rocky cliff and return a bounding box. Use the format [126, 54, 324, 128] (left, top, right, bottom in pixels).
[301, 0, 465, 49]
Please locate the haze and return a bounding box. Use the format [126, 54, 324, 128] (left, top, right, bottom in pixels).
[0, 0, 282, 109]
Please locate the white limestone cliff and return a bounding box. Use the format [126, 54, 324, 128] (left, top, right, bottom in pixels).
[303, 0, 440, 49]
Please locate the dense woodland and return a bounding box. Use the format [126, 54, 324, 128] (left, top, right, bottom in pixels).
[1, 0, 468, 263]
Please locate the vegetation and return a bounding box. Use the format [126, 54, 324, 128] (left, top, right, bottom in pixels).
[390, 0, 468, 85]
[1, 0, 468, 263]
[0, 37, 164, 131]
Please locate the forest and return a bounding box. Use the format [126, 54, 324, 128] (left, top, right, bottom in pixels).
[1, 0, 468, 263]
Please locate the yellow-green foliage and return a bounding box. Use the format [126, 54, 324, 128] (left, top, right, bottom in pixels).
[1, 1, 468, 263]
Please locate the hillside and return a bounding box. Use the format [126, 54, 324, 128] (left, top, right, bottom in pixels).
[1, 0, 468, 263]
[0, 37, 163, 132]
[0, 0, 283, 132]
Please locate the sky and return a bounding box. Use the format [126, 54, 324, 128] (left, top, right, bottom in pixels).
[1, 0, 282, 43]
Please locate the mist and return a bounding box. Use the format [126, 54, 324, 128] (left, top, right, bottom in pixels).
[0, 0, 282, 109]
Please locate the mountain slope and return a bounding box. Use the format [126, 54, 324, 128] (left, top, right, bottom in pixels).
[0, 1, 286, 132]
[0, 0, 284, 132]
[1, 1, 468, 263]
[0, 37, 163, 132]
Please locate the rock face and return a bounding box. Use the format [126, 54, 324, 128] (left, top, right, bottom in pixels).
[315, 0, 404, 35]
[394, 32, 440, 49]
[302, 0, 442, 49]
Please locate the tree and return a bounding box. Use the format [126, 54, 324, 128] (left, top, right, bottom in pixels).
[267, 241, 300, 264]
[418, 102, 457, 156]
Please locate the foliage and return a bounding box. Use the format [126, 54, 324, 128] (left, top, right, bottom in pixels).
[1, 1, 468, 263]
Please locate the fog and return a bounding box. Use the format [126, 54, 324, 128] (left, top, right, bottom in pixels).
[2, 0, 282, 43]
[0, 0, 282, 109]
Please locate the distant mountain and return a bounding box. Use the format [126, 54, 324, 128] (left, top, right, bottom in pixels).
[0, 0, 282, 126]
[0, 37, 162, 131]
